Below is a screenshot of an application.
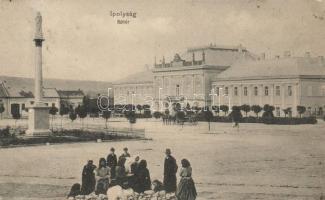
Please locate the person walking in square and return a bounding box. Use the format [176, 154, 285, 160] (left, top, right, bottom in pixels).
[163, 148, 178, 193]
[176, 159, 197, 200]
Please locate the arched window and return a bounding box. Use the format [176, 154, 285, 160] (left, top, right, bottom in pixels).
[264, 86, 269, 96]
[244, 87, 248, 96]
[254, 86, 258, 96]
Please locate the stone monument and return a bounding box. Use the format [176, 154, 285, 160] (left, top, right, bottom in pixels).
[26, 12, 51, 136]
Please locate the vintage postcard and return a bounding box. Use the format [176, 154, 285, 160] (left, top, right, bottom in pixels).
[0, 0, 324, 199]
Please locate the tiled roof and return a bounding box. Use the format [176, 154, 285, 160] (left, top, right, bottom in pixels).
[217, 56, 325, 80]
[0, 76, 112, 98]
[0, 76, 59, 98]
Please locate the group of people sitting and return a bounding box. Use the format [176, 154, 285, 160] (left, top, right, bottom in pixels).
[68, 147, 197, 200]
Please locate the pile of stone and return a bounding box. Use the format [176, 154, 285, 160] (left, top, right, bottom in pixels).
[69, 186, 177, 200]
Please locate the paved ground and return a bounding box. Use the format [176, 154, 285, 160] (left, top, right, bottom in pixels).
[0, 118, 325, 199]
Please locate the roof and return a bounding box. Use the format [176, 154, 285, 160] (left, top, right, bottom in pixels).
[0, 76, 112, 98]
[0, 76, 59, 98]
[114, 70, 153, 85]
[216, 56, 325, 80]
[154, 44, 258, 70]
[57, 90, 84, 98]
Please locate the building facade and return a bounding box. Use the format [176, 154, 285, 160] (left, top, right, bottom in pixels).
[113, 44, 325, 117]
[212, 54, 325, 117]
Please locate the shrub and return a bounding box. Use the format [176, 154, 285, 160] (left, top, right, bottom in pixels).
[153, 111, 162, 119]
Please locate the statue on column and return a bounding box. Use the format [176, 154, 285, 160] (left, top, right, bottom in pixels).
[35, 12, 44, 40]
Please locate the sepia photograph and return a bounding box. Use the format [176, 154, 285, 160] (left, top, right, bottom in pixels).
[0, 0, 325, 199]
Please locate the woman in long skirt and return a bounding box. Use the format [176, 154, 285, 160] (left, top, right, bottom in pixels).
[176, 159, 197, 200]
[81, 160, 96, 195]
[95, 158, 110, 194]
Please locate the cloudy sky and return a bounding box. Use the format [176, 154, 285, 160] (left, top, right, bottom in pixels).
[0, 0, 324, 82]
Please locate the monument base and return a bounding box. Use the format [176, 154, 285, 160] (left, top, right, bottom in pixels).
[26, 103, 51, 136]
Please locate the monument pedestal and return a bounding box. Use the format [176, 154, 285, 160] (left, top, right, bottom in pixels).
[26, 103, 51, 136]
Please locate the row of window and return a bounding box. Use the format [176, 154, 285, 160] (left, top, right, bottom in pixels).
[215, 86, 293, 97]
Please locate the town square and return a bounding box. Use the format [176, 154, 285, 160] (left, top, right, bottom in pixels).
[0, 0, 325, 200]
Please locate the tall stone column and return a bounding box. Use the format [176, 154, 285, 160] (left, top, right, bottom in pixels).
[26, 12, 51, 136]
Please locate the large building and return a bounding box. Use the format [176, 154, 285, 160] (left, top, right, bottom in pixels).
[113, 44, 325, 117]
[212, 52, 325, 117]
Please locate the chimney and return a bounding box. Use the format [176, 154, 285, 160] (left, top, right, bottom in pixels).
[283, 51, 291, 58]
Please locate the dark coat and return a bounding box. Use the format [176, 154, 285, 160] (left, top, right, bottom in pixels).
[107, 153, 117, 178]
[106, 153, 117, 168]
[130, 162, 139, 174]
[163, 155, 178, 192]
[81, 164, 96, 195]
[134, 168, 151, 193]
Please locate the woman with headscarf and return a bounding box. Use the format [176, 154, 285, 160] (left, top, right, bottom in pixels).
[176, 159, 197, 200]
[134, 159, 151, 193]
[95, 158, 110, 194]
[81, 160, 96, 195]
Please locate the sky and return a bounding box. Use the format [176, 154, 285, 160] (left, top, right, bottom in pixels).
[0, 0, 325, 82]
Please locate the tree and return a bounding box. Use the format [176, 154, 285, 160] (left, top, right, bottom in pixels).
[202, 108, 214, 131]
[262, 104, 275, 118]
[230, 106, 243, 124]
[136, 105, 143, 114]
[283, 107, 292, 118]
[240, 104, 250, 117]
[0, 104, 5, 119]
[153, 111, 162, 119]
[102, 110, 111, 129]
[69, 111, 77, 123]
[59, 104, 69, 130]
[297, 105, 306, 118]
[211, 106, 219, 116]
[49, 105, 58, 131]
[251, 105, 262, 118]
[76, 105, 87, 129]
[125, 110, 136, 131]
[82, 95, 91, 113]
[176, 110, 186, 127]
[220, 105, 229, 116]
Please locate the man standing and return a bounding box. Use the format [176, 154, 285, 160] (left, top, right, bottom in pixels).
[163, 148, 178, 193]
[106, 147, 117, 179]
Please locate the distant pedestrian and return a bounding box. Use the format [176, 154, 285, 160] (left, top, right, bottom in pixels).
[120, 147, 131, 159]
[107, 147, 117, 179]
[163, 148, 178, 193]
[81, 160, 96, 195]
[176, 159, 197, 200]
[134, 159, 151, 193]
